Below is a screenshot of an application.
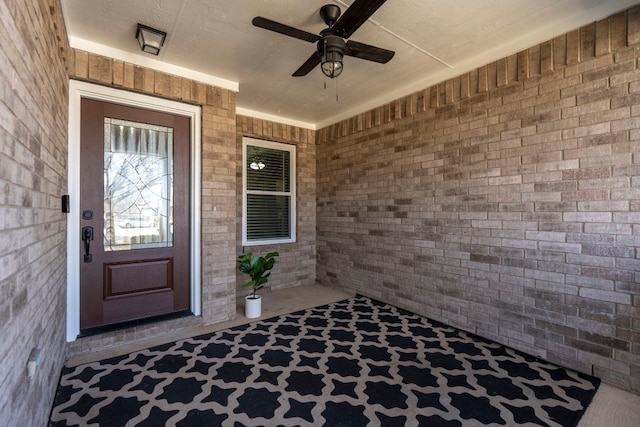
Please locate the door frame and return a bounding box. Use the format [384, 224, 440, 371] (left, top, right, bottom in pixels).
[66, 80, 202, 342]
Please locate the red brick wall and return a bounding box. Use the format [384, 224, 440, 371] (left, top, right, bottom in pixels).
[0, 0, 69, 425]
[317, 7, 640, 393]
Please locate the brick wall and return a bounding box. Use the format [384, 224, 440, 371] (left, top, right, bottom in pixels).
[0, 0, 69, 425]
[317, 7, 640, 393]
[65, 50, 238, 355]
[236, 116, 316, 294]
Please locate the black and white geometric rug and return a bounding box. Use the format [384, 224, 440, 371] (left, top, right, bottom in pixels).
[49, 296, 599, 426]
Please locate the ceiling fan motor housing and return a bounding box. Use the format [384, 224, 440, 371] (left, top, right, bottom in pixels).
[318, 34, 347, 57]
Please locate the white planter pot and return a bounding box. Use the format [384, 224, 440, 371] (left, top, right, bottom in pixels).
[245, 295, 262, 319]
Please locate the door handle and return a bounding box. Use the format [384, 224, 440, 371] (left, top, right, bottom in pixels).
[82, 226, 93, 263]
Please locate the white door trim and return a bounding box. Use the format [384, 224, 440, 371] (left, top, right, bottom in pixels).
[66, 80, 202, 342]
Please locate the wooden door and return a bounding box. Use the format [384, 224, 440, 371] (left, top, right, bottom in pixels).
[79, 98, 190, 330]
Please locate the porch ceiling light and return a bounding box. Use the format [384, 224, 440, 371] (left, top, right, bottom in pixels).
[136, 23, 166, 55]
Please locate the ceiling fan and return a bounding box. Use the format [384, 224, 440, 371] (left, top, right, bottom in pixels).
[252, 0, 395, 79]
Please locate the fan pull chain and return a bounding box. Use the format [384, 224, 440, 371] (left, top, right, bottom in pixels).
[322, 76, 339, 101]
[324, 40, 328, 91]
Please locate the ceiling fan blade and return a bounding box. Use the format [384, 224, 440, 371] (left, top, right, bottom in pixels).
[331, 0, 387, 39]
[346, 40, 395, 63]
[252, 17, 320, 43]
[293, 52, 321, 76]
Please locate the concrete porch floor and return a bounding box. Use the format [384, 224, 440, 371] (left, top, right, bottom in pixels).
[64, 284, 640, 426]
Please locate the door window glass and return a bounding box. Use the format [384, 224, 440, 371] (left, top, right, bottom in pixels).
[103, 118, 174, 251]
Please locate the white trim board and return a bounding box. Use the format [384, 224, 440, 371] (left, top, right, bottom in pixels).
[66, 80, 202, 342]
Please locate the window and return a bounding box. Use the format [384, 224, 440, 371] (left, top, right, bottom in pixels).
[243, 137, 296, 245]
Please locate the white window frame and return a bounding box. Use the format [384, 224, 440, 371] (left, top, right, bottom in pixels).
[242, 137, 296, 246]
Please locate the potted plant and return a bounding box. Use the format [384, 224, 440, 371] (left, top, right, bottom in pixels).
[238, 251, 279, 318]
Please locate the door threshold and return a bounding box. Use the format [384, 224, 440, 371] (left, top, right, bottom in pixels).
[78, 310, 192, 338]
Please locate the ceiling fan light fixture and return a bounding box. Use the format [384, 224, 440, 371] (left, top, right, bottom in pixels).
[320, 35, 346, 79]
[136, 23, 166, 55]
[321, 50, 344, 78]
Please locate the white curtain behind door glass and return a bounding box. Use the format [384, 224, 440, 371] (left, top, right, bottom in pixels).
[103, 118, 174, 251]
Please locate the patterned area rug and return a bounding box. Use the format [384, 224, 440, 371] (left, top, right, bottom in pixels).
[49, 296, 599, 426]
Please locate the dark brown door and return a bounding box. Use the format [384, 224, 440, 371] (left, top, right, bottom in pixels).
[80, 98, 190, 330]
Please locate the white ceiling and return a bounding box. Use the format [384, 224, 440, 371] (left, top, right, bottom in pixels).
[61, 0, 639, 129]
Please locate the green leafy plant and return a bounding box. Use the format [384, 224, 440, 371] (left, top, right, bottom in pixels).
[238, 251, 279, 298]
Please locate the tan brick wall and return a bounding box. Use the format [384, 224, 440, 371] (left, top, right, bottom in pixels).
[65, 51, 239, 355]
[0, 0, 69, 425]
[317, 7, 640, 393]
[236, 116, 316, 294]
